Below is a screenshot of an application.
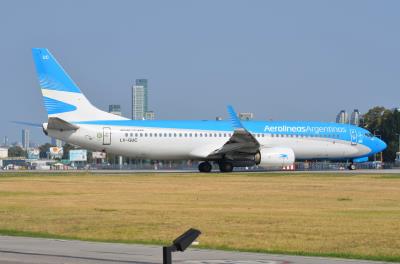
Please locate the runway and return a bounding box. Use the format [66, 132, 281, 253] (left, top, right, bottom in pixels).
[0, 236, 394, 264]
[1, 169, 400, 174]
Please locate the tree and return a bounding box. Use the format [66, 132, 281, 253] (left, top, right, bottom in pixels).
[39, 143, 54, 159]
[362, 107, 400, 161]
[7, 146, 26, 157]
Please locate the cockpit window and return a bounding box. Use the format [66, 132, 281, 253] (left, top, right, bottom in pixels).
[365, 132, 374, 138]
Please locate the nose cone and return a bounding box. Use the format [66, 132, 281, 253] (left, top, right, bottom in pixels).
[375, 138, 387, 153]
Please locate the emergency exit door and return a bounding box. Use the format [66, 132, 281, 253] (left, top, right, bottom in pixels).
[103, 127, 111, 145]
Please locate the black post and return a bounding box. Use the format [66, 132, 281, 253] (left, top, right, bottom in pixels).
[163, 246, 172, 264]
[162, 228, 201, 264]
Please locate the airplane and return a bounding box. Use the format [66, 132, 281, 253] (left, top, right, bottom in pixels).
[31, 48, 387, 172]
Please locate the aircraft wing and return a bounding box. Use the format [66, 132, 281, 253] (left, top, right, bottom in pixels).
[207, 106, 260, 158]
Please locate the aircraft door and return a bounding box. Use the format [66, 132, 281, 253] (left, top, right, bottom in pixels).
[103, 127, 111, 145]
[350, 129, 357, 145]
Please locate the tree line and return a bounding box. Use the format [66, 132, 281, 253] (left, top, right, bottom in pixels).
[361, 107, 400, 161]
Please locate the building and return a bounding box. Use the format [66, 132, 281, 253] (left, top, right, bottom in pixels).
[0, 148, 8, 159]
[336, 110, 349, 124]
[350, 109, 360, 126]
[21, 129, 30, 150]
[51, 137, 63, 148]
[144, 111, 155, 120]
[109, 104, 122, 116]
[2, 136, 8, 147]
[132, 79, 148, 120]
[239, 112, 254, 121]
[215, 116, 223, 121]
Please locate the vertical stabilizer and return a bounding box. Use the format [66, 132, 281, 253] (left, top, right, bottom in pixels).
[32, 48, 127, 122]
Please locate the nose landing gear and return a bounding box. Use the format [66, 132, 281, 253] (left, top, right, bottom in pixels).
[348, 163, 356, 170]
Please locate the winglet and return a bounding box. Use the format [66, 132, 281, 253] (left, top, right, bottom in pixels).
[227, 105, 245, 130]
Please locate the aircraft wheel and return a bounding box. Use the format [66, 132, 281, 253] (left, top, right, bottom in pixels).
[348, 163, 356, 170]
[219, 161, 234, 173]
[198, 161, 212, 173]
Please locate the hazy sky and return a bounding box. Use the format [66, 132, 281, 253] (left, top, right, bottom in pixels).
[1, 0, 399, 144]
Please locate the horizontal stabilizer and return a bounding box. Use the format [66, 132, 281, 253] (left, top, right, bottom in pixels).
[11, 121, 42, 127]
[47, 117, 79, 131]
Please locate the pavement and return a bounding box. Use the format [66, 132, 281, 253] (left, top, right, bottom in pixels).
[1, 169, 400, 174]
[0, 236, 395, 264]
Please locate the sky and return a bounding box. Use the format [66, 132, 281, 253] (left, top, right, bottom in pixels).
[0, 0, 399, 145]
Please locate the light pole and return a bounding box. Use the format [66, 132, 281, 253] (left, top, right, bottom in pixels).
[373, 130, 380, 162]
[396, 133, 400, 153]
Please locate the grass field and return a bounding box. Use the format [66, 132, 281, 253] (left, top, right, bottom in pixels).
[0, 172, 399, 261]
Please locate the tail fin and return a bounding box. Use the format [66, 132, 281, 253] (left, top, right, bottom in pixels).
[32, 48, 127, 122]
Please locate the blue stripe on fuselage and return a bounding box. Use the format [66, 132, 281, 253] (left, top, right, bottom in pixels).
[74, 120, 355, 141]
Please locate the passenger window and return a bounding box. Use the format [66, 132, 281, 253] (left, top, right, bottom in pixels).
[125, 133, 128, 137]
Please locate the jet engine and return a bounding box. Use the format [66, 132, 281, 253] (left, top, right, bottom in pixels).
[254, 147, 295, 167]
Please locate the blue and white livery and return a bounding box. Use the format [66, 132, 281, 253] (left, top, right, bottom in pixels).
[32, 48, 387, 172]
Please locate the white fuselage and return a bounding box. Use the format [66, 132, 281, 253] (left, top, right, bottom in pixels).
[48, 124, 371, 161]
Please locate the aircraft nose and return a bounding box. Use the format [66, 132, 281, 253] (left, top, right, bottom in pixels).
[376, 138, 387, 153]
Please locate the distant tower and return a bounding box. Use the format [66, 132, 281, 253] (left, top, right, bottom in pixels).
[109, 104, 122, 116]
[239, 112, 254, 121]
[22, 129, 30, 150]
[3, 136, 8, 147]
[350, 109, 360, 126]
[336, 110, 349, 124]
[132, 79, 148, 120]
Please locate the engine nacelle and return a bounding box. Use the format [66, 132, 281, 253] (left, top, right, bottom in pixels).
[255, 147, 295, 167]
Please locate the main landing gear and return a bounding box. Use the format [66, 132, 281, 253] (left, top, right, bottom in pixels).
[218, 161, 234, 173]
[198, 161, 234, 173]
[198, 161, 212, 173]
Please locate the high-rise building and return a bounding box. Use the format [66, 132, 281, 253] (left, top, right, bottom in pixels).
[3, 136, 8, 147]
[336, 110, 349, 124]
[144, 111, 155, 120]
[350, 109, 360, 126]
[132, 79, 148, 120]
[239, 112, 254, 121]
[109, 104, 122, 116]
[22, 129, 30, 150]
